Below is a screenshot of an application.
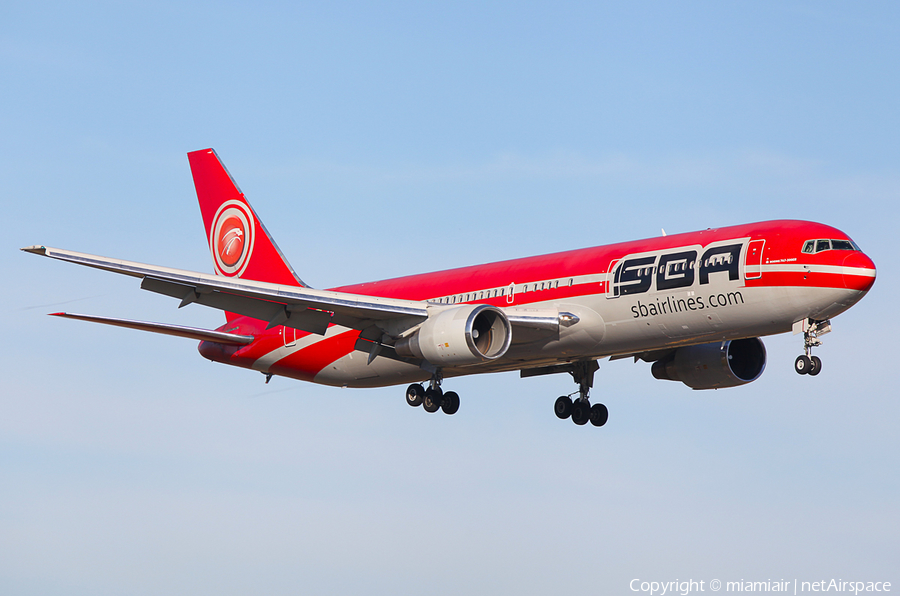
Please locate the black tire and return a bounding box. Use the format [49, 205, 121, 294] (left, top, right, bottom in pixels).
[423, 388, 442, 413]
[794, 355, 811, 375]
[571, 400, 590, 426]
[441, 391, 460, 415]
[808, 356, 822, 376]
[589, 403, 609, 427]
[554, 396, 573, 419]
[406, 384, 425, 407]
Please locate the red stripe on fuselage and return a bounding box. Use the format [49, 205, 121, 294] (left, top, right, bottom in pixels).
[745, 270, 875, 292]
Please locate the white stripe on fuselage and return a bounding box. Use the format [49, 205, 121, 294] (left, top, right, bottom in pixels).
[251, 324, 353, 372]
[751, 263, 877, 276]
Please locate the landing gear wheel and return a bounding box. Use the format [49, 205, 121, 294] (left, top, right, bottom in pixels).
[406, 384, 425, 407]
[441, 391, 460, 415]
[554, 396, 573, 419]
[589, 403, 609, 427]
[423, 388, 443, 413]
[794, 355, 812, 375]
[571, 400, 590, 426]
[808, 356, 822, 376]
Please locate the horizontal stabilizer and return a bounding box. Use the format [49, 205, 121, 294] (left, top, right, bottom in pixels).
[50, 312, 255, 345]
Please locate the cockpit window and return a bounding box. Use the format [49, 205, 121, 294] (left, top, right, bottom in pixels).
[802, 238, 861, 254]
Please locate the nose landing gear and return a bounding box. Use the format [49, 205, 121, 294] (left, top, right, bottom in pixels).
[794, 318, 830, 376]
[794, 354, 822, 376]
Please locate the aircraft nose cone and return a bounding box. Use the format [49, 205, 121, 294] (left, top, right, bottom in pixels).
[843, 252, 876, 292]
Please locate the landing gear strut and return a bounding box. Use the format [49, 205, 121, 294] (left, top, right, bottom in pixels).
[794, 319, 830, 376]
[405, 370, 459, 415]
[553, 360, 608, 427]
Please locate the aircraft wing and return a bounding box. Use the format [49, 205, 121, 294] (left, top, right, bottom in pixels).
[23, 245, 429, 335]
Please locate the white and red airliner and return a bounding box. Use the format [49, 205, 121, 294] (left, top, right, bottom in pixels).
[24, 149, 876, 427]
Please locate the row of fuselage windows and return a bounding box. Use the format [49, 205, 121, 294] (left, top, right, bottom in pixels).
[428, 240, 859, 305]
[431, 278, 575, 305]
[630, 253, 733, 279]
[802, 239, 859, 254]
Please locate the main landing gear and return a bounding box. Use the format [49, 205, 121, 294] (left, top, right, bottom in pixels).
[553, 360, 608, 428]
[405, 371, 459, 416]
[794, 318, 831, 376]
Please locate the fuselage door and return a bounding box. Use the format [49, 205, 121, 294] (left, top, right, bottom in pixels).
[745, 239, 765, 280]
[605, 259, 620, 298]
[283, 326, 297, 347]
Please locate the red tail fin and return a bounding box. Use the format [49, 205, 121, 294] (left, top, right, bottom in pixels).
[188, 148, 306, 288]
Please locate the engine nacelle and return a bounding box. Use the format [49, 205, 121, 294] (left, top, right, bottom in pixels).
[651, 337, 767, 389]
[394, 304, 512, 366]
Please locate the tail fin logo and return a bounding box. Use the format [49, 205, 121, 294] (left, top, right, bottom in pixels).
[210, 200, 255, 277]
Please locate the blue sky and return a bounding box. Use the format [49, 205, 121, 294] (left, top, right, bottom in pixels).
[2, 2, 898, 594]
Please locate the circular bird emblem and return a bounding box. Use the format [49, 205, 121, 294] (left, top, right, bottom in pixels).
[217, 216, 245, 267]
[210, 201, 255, 276]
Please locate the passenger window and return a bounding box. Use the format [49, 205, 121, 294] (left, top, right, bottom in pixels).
[816, 239, 831, 253]
[802, 241, 815, 254]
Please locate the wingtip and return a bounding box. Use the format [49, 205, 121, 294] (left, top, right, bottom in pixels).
[21, 245, 48, 255]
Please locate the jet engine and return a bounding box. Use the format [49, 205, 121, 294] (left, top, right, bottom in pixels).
[394, 304, 512, 366]
[651, 337, 767, 389]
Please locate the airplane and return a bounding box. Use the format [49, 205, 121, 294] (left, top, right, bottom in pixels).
[22, 148, 877, 427]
